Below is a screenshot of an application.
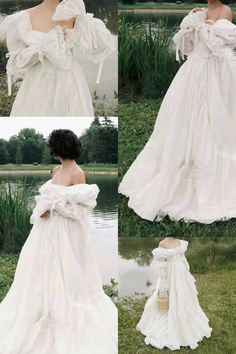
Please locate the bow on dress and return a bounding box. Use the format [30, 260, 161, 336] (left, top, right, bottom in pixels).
[53, 0, 115, 84]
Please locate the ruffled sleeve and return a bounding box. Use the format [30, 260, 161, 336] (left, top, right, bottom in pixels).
[0, 15, 12, 42]
[53, 0, 115, 84]
[4, 12, 67, 96]
[30, 183, 99, 224]
[173, 9, 206, 61]
[202, 20, 236, 58]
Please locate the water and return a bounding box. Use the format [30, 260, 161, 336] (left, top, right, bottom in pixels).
[122, 12, 236, 29]
[119, 237, 161, 297]
[0, 173, 118, 285]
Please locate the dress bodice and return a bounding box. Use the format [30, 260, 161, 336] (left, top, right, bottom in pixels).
[0, 0, 115, 95]
[173, 9, 236, 61]
[30, 179, 100, 224]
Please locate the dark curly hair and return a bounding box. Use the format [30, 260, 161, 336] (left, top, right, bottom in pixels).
[48, 129, 82, 160]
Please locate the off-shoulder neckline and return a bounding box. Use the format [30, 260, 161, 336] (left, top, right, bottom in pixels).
[49, 179, 87, 188]
[158, 239, 188, 251]
[159, 239, 181, 250]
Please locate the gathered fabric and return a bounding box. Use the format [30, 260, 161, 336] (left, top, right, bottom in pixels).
[119, 9, 236, 223]
[0, 0, 115, 116]
[137, 240, 212, 350]
[0, 180, 118, 354]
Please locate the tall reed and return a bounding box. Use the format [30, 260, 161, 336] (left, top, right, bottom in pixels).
[119, 16, 181, 100]
[0, 181, 32, 253]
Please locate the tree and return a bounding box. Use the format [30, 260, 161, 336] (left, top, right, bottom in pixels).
[80, 118, 118, 164]
[15, 144, 23, 164]
[0, 139, 9, 164]
[42, 144, 52, 164]
[7, 136, 19, 163]
[17, 129, 45, 163]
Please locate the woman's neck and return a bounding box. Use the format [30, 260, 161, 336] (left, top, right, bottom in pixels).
[207, 0, 222, 10]
[60, 159, 77, 168]
[41, 0, 60, 12]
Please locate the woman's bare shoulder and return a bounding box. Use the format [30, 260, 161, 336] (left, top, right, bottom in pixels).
[52, 165, 61, 176]
[71, 166, 86, 185]
[221, 5, 233, 21]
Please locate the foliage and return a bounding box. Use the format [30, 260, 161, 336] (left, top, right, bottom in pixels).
[80, 118, 118, 164]
[0, 138, 9, 164]
[0, 119, 118, 165]
[119, 101, 236, 237]
[0, 181, 32, 253]
[103, 279, 118, 303]
[119, 16, 180, 101]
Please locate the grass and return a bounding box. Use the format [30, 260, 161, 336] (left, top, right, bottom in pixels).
[118, 268, 236, 354]
[119, 16, 180, 100]
[0, 182, 32, 253]
[0, 254, 118, 303]
[0, 163, 118, 173]
[118, 2, 236, 11]
[118, 101, 236, 237]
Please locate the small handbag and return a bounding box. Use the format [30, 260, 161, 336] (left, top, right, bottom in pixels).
[157, 290, 169, 312]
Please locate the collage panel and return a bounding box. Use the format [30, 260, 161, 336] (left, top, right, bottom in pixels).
[0, 0, 117, 117]
[0, 117, 118, 352]
[118, 0, 236, 353]
[119, 236, 236, 353]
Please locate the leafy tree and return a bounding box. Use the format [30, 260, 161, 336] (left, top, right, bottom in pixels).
[15, 144, 23, 164]
[80, 118, 118, 164]
[17, 129, 45, 164]
[7, 136, 19, 164]
[42, 144, 52, 164]
[0, 139, 9, 164]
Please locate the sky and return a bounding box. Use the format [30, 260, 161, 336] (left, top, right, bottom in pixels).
[0, 117, 118, 140]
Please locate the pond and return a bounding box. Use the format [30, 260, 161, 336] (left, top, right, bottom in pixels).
[121, 12, 236, 29]
[0, 0, 118, 114]
[119, 237, 161, 298]
[0, 173, 118, 285]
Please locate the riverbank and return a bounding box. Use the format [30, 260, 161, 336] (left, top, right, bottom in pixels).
[0, 164, 118, 175]
[118, 269, 236, 353]
[118, 2, 236, 12]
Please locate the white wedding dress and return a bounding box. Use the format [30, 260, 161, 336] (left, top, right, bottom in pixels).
[137, 240, 212, 350]
[0, 180, 118, 354]
[119, 9, 236, 223]
[0, 0, 115, 116]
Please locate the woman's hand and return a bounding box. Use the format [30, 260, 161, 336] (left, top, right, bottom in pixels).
[191, 7, 203, 13]
[40, 210, 50, 219]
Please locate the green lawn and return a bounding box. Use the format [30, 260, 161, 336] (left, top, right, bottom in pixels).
[119, 100, 236, 237]
[119, 269, 236, 354]
[0, 163, 118, 173]
[118, 2, 236, 11]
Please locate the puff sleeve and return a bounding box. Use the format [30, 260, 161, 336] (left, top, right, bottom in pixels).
[30, 183, 99, 224]
[3, 12, 67, 95]
[173, 9, 206, 61]
[53, 0, 115, 83]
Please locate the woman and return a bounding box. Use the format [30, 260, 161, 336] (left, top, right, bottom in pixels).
[137, 237, 212, 350]
[119, 2, 236, 223]
[0, 129, 118, 353]
[0, 0, 115, 116]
